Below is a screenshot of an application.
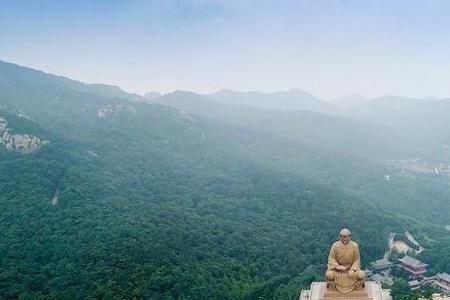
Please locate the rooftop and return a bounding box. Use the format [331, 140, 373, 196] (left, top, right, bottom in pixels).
[398, 255, 428, 268]
[436, 273, 450, 283]
[371, 258, 393, 267]
[409, 280, 421, 286]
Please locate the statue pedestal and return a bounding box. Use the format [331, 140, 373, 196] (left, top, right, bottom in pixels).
[300, 282, 392, 300]
[323, 287, 369, 299]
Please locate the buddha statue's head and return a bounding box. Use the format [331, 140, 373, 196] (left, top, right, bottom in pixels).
[339, 228, 352, 245]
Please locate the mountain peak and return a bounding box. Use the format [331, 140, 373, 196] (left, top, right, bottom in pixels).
[0, 59, 144, 102]
[143, 91, 162, 101]
[209, 88, 328, 112]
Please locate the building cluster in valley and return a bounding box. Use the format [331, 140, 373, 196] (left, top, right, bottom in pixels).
[382, 159, 450, 176]
[366, 232, 450, 295]
[369, 255, 450, 293]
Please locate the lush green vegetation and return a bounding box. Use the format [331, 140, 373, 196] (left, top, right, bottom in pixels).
[1, 60, 449, 299]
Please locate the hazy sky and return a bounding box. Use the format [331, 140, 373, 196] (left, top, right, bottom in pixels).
[1, 0, 450, 99]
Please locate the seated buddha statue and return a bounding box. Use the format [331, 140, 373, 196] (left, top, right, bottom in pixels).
[325, 228, 365, 293]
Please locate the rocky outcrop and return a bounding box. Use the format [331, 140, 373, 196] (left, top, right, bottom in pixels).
[0, 117, 48, 153]
[97, 104, 136, 118]
[98, 106, 115, 118]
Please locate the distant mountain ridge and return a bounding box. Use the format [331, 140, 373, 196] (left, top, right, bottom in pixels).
[143, 91, 162, 101]
[0, 60, 143, 102]
[208, 88, 335, 114]
[152, 90, 428, 159]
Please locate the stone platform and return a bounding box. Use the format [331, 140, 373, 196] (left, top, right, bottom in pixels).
[299, 282, 392, 300]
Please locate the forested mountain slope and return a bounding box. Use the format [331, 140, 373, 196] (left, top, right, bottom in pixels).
[153, 91, 422, 159]
[152, 91, 450, 226]
[0, 60, 448, 300]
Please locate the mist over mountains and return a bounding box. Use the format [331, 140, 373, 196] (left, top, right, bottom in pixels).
[208, 88, 331, 113]
[1, 60, 450, 300]
[148, 86, 450, 161]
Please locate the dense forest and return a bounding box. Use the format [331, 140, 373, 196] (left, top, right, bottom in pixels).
[1, 60, 449, 299]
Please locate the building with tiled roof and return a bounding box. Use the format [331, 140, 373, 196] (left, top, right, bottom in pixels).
[433, 273, 450, 293]
[371, 258, 393, 272]
[408, 279, 422, 290]
[398, 255, 428, 278]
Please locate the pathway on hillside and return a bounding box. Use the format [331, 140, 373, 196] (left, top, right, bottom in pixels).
[51, 188, 59, 206]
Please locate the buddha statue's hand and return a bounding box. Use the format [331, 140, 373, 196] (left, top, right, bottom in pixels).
[348, 269, 358, 278]
[336, 265, 347, 271]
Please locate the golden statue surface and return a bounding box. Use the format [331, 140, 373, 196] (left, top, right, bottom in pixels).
[325, 228, 365, 293]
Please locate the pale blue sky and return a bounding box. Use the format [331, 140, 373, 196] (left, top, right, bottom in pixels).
[1, 0, 450, 99]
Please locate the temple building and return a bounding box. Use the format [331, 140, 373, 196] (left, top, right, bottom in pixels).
[407, 273, 450, 294]
[408, 279, 422, 290]
[432, 273, 450, 293]
[371, 258, 393, 273]
[397, 255, 428, 278]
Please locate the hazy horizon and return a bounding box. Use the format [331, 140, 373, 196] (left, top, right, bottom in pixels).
[2, 0, 450, 100]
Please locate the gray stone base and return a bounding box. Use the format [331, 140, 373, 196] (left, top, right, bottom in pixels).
[300, 282, 392, 300]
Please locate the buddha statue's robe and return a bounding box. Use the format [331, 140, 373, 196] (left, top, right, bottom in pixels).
[325, 240, 365, 293]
